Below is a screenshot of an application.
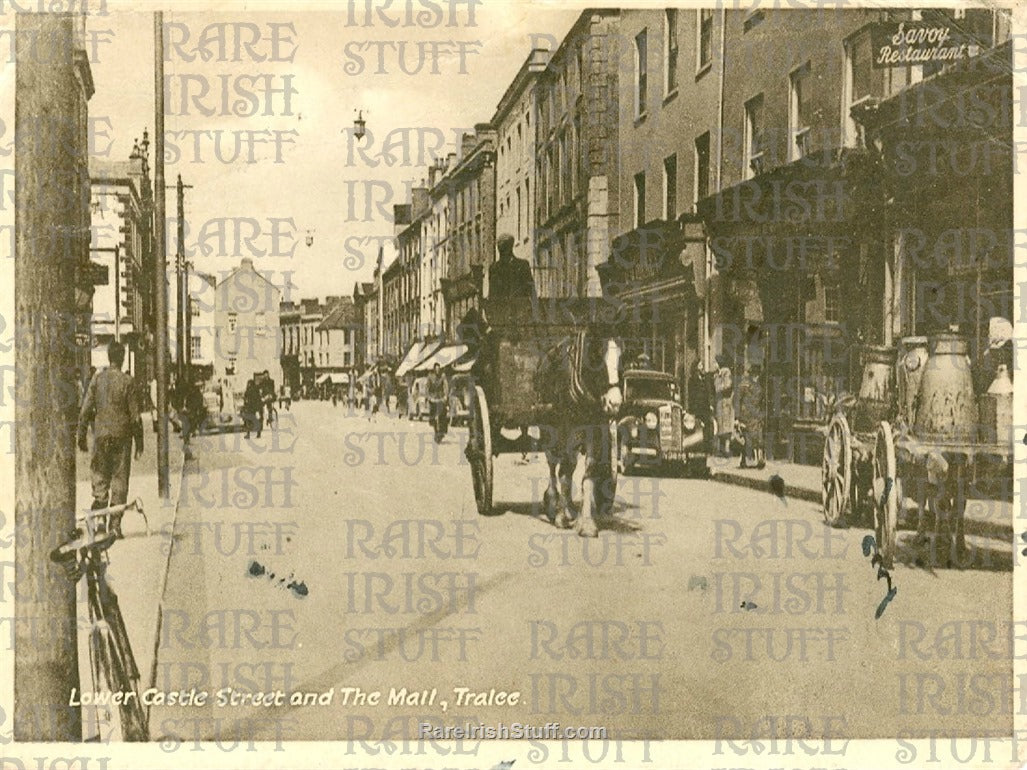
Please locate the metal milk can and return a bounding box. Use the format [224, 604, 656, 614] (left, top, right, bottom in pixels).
[914, 332, 978, 442]
[853, 344, 894, 433]
[896, 336, 928, 427]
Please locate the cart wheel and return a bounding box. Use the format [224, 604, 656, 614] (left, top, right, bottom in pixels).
[873, 421, 899, 569]
[468, 385, 494, 516]
[821, 412, 852, 527]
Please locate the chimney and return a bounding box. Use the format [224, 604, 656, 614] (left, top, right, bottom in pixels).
[412, 186, 429, 215]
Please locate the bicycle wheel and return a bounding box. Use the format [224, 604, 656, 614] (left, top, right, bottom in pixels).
[97, 624, 149, 741]
[96, 578, 148, 741]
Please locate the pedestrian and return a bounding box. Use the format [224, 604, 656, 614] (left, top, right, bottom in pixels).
[77, 341, 143, 530]
[426, 363, 450, 442]
[738, 364, 766, 469]
[148, 377, 158, 432]
[242, 377, 263, 439]
[713, 355, 735, 457]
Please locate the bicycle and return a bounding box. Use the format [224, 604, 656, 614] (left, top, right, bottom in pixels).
[264, 399, 278, 428]
[50, 498, 150, 742]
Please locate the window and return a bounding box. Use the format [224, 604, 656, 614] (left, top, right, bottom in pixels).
[843, 30, 876, 147]
[516, 186, 522, 240]
[191, 336, 201, 359]
[664, 9, 679, 95]
[635, 29, 648, 117]
[190, 303, 199, 319]
[663, 154, 677, 221]
[789, 62, 812, 160]
[633, 171, 646, 228]
[697, 9, 713, 72]
[228, 312, 237, 333]
[824, 280, 840, 323]
[694, 132, 710, 204]
[744, 94, 765, 178]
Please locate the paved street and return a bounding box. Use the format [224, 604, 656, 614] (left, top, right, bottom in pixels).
[150, 400, 1013, 744]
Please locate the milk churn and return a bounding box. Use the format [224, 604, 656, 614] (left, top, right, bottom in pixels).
[980, 363, 1013, 445]
[852, 345, 894, 433]
[914, 332, 978, 442]
[896, 336, 928, 427]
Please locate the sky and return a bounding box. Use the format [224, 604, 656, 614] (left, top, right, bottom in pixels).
[85, 4, 580, 303]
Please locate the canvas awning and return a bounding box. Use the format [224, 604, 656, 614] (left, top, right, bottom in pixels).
[414, 344, 469, 372]
[394, 340, 427, 378]
[452, 352, 477, 373]
[328, 373, 349, 385]
[356, 366, 375, 384]
[404, 339, 444, 375]
[315, 373, 330, 385]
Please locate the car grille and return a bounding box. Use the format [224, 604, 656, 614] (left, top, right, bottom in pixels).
[659, 404, 681, 451]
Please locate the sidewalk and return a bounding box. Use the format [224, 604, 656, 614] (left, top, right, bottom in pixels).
[706, 454, 1014, 541]
[74, 426, 187, 737]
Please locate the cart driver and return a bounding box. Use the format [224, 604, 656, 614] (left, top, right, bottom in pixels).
[487, 233, 537, 301]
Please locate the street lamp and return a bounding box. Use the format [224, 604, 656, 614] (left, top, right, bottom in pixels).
[353, 109, 367, 140]
[305, 229, 315, 248]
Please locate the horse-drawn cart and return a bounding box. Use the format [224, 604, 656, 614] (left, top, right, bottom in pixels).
[821, 334, 1013, 568]
[465, 299, 622, 533]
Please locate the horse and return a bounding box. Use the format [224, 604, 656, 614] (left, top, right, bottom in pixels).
[534, 318, 623, 538]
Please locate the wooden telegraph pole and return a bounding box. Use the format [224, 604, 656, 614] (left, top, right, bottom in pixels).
[14, 13, 83, 741]
[154, 12, 170, 497]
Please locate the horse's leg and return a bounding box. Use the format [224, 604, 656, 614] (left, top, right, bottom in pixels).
[576, 429, 599, 538]
[555, 449, 576, 530]
[543, 448, 560, 523]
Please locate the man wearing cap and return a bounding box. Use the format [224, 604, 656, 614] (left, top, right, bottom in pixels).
[77, 340, 143, 513]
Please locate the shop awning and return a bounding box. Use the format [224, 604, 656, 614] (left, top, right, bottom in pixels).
[452, 352, 477, 373]
[356, 366, 375, 384]
[315, 373, 330, 385]
[414, 344, 469, 372]
[405, 339, 444, 374]
[394, 341, 426, 378]
[328, 373, 350, 385]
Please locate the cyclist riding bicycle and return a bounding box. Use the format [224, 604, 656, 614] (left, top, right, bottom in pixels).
[426, 363, 450, 442]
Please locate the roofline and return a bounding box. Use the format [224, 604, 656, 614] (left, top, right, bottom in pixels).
[491, 48, 551, 126]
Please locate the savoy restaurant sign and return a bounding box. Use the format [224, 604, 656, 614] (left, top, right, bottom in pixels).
[871, 21, 981, 68]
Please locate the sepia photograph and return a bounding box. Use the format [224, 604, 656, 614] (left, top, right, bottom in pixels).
[1, 2, 1021, 768]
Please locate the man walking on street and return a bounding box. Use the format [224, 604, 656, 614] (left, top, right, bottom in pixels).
[243, 376, 263, 439]
[77, 341, 143, 526]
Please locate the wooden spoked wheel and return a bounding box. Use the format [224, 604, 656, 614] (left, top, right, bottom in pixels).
[821, 412, 853, 527]
[468, 385, 494, 516]
[873, 420, 899, 568]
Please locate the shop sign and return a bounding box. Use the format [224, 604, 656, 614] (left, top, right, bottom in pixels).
[871, 21, 981, 69]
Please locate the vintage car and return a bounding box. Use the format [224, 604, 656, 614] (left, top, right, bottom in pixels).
[618, 369, 708, 476]
[449, 373, 473, 427]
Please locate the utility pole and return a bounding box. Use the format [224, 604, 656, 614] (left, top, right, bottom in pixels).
[14, 12, 83, 741]
[172, 174, 192, 382]
[154, 12, 170, 498]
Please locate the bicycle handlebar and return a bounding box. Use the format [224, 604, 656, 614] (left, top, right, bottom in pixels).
[50, 498, 149, 567]
[76, 497, 145, 525]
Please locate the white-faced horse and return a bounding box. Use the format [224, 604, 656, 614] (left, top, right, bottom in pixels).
[536, 330, 623, 537]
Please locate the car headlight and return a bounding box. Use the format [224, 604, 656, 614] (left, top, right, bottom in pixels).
[682, 413, 697, 431]
[644, 412, 658, 430]
[630, 424, 639, 439]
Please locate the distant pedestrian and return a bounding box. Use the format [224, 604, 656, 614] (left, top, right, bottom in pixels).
[77, 341, 143, 523]
[713, 355, 735, 457]
[242, 377, 263, 439]
[738, 364, 766, 469]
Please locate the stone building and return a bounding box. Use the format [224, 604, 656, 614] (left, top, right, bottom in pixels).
[441, 124, 496, 334]
[213, 258, 282, 399]
[491, 48, 550, 287]
[534, 9, 621, 300]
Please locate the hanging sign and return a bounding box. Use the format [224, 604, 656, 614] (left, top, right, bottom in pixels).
[871, 21, 981, 68]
